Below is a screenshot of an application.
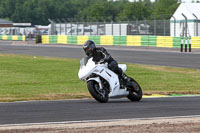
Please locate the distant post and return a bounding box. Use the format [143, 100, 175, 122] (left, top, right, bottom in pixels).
[182, 13, 188, 52]
[172, 16, 176, 36]
[189, 36, 191, 52]
[181, 35, 183, 52]
[193, 13, 198, 36]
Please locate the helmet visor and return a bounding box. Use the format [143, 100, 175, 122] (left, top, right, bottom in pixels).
[84, 47, 92, 56]
[86, 47, 91, 51]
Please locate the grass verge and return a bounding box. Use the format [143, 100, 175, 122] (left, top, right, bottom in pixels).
[0, 53, 200, 102]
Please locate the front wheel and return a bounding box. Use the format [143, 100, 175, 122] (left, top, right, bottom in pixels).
[127, 78, 142, 101]
[87, 80, 109, 103]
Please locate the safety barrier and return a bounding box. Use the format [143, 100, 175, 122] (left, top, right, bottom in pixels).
[41, 35, 200, 49]
[0, 35, 26, 41]
[191, 37, 200, 49]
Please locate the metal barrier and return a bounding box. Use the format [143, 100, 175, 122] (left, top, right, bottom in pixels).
[41, 35, 196, 48]
[48, 19, 171, 36]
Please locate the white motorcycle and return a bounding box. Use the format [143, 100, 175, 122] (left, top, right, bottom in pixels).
[78, 57, 142, 103]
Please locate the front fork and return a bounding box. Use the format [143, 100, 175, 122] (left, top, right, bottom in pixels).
[87, 77, 103, 90]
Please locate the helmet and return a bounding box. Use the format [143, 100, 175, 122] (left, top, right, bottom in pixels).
[83, 40, 96, 56]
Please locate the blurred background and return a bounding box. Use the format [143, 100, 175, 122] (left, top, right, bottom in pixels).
[0, 0, 199, 38]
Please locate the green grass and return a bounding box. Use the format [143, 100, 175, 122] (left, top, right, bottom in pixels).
[0, 54, 200, 102]
[126, 64, 200, 94]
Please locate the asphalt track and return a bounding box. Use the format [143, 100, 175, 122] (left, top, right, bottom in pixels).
[0, 42, 200, 125]
[0, 96, 200, 125]
[0, 42, 200, 69]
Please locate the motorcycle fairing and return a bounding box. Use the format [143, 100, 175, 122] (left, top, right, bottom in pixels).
[91, 66, 129, 98]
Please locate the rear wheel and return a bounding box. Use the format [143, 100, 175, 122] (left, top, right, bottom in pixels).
[127, 78, 142, 101]
[87, 80, 109, 103]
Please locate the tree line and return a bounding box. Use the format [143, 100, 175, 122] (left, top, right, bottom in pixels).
[0, 0, 179, 25]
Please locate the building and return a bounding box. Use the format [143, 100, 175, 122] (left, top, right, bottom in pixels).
[0, 18, 13, 27]
[108, 0, 156, 2]
[0, 19, 13, 35]
[178, 0, 200, 3]
[170, 3, 200, 36]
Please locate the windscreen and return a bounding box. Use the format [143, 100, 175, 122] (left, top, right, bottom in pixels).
[80, 57, 90, 67]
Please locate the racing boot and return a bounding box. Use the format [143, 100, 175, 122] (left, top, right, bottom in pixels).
[119, 73, 129, 89]
[121, 73, 129, 84]
[119, 76, 125, 89]
[120, 72, 138, 92]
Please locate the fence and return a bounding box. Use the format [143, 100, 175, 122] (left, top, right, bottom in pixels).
[48, 17, 199, 37]
[0, 17, 199, 38]
[49, 19, 171, 36]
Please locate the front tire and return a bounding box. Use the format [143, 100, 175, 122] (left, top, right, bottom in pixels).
[87, 80, 109, 103]
[127, 78, 142, 101]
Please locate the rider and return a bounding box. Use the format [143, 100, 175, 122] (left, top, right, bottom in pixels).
[83, 40, 129, 87]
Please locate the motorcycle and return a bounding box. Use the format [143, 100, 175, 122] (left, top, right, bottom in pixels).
[78, 57, 142, 103]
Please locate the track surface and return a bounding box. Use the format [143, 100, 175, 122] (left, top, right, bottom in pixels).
[0, 96, 200, 125]
[0, 42, 200, 69]
[0, 42, 200, 125]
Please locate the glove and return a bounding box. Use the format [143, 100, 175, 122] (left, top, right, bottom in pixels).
[104, 55, 111, 63]
[99, 59, 105, 64]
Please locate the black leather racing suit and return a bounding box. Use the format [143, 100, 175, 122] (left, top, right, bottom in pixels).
[89, 47, 123, 77]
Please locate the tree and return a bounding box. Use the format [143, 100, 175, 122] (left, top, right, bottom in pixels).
[0, 0, 180, 25]
[153, 0, 179, 19]
[119, 2, 152, 21]
[78, 1, 117, 22]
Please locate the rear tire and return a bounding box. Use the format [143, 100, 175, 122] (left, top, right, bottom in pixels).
[87, 80, 109, 103]
[127, 78, 142, 101]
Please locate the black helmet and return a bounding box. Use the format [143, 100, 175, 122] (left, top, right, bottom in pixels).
[83, 40, 96, 56]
